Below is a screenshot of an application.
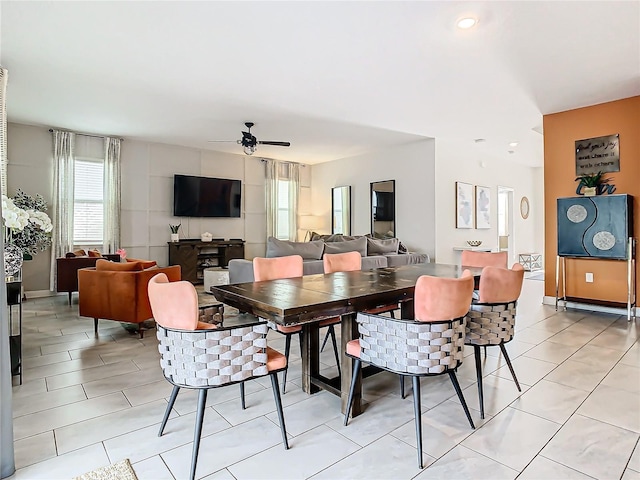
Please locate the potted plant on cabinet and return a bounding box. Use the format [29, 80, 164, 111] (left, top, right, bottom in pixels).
[169, 224, 181, 242]
[575, 171, 610, 196]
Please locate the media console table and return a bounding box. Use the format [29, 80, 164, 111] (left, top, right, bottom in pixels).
[168, 239, 245, 284]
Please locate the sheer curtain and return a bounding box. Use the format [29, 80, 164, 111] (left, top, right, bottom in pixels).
[264, 159, 299, 241]
[103, 137, 121, 253]
[49, 130, 75, 291]
[0, 65, 15, 480]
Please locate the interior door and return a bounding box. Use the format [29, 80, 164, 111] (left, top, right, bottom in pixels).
[497, 186, 514, 265]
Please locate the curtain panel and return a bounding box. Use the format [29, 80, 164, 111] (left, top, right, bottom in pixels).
[49, 131, 75, 291]
[103, 137, 121, 253]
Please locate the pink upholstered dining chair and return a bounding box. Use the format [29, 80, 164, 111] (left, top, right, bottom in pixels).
[344, 271, 476, 469]
[148, 273, 289, 480]
[465, 264, 525, 418]
[460, 250, 508, 269]
[253, 255, 342, 393]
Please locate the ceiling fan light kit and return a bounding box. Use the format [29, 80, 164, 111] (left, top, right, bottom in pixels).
[210, 122, 291, 155]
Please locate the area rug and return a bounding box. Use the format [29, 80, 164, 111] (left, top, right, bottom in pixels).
[72, 459, 138, 480]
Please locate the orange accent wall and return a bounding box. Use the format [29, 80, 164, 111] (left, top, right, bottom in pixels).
[543, 96, 640, 303]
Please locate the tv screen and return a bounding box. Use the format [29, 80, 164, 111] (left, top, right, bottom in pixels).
[173, 174, 241, 217]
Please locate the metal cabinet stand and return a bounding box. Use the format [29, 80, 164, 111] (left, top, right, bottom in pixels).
[556, 237, 637, 321]
[6, 270, 22, 384]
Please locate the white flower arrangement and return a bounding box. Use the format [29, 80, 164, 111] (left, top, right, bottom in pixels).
[2, 190, 53, 256]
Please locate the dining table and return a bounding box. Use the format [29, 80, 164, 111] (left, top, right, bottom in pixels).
[210, 262, 482, 418]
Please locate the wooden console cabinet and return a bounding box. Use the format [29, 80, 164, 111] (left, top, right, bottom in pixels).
[168, 239, 245, 284]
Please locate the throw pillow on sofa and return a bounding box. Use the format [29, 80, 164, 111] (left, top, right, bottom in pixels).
[266, 237, 324, 260]
[366, 237, 399, 255]
[126, 258, 158, 269]
[324, 236, 367, 256]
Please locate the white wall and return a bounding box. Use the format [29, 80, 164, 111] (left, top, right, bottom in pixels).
[7, 122, 313, 292]
[311, 139, 437, 258]
[434, 138, 543, 265]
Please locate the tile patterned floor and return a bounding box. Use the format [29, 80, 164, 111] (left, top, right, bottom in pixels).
[7, 279, 640, 480]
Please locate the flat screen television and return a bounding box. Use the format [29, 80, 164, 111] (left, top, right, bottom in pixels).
[173, 174, 242, 217]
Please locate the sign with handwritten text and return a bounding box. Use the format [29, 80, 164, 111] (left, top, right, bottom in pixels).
[575, 134, 620, 175]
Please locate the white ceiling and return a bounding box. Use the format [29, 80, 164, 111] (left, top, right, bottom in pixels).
[1, 1, 639, 167]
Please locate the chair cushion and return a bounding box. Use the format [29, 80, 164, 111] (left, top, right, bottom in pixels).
[196, 321, 218, 330]
[276, 323, 303, 334]
[346, 339, 360, 358]
[324, 237, 367, 256]
[266, 237, 324, 260]
[267, 346, 287, 371]
[73, 249, 87, 257]
[95, 259, 143, 271]
[366, 237, 399, 255]
[87, 249, 103, 258]
[126, 258, 157, 269]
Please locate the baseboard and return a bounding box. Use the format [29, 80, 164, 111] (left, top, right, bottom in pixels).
[24, 290, 56, 299]
[542, 295, 637, 318]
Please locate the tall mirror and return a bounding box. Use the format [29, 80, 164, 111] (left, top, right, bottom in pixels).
[332, 186, 351, 235]
[371, 180, 395, 238]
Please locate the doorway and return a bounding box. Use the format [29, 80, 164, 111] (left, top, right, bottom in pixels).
[497, 186, 514, 265]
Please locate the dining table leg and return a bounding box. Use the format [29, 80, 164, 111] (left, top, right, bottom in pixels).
[301, 322, 320, 394]
[341, 312, 362, 417]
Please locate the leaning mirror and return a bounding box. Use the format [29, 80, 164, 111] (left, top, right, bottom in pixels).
[371, 180, 395, 238]
[332, 186, 351, 235]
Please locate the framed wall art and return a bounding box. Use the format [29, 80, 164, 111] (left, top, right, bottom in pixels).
[455, 181, 474, 229]
[475, 185, 491, 229]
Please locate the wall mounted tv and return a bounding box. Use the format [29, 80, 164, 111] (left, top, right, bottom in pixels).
[173, 174, 242, 217]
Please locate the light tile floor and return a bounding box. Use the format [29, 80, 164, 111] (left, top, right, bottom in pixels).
[7, 279, 640, 480]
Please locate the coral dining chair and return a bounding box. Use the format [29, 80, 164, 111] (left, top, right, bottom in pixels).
[460, 250, 508, 269]
[148, 273, 289, 480]
[253, 255, 343, 392]
[344, 271, 477, 469]
[465, 264, 525, 418]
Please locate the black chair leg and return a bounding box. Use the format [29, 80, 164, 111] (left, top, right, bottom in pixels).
[329, 325, 341, 378]
[400, 376, 405, 399]
[483, 345, 487, 357]
[240, 382, 246, 410]
[474, 345, 485, 419]
[270, 372, 289, 449]
[390, 310, 396, 319]
[412, 376, 423, 469]
[282, 334, 291, 394]
[448, 371, 475, 429]
[500, 343, 521, 392]
[190, 389, 207, 480]
[158, 385, 180, 436]
[94, 318, 98, 334]
[68, 292, 72, 306]
[343, 359, 361, 426]
[320, 327, 331, 352]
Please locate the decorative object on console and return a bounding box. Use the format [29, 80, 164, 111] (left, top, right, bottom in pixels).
[574, 171, 615, 196]
[201, 232, 213, 242]
[170, 224, 180, 242]
[475, 185, 491, 229]
[2, 190, 53, 258]
[116, 248, 127, 259]
[455, 182, 474, 229]
[466, 240, 482, 247]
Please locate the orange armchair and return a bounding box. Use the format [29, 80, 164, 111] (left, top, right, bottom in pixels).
[78, 260, 181, 337]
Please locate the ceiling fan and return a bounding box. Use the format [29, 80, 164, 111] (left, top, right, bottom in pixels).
[208, 122, 291, 155]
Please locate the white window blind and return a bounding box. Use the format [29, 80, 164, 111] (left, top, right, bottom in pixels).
[74, 158, 104, 244]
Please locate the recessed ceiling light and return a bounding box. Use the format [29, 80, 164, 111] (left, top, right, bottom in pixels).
[509, 141, 519, 147]
[457, 17, 478, 29]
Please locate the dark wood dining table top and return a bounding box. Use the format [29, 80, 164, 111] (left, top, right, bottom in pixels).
[210, 262, 482, 325]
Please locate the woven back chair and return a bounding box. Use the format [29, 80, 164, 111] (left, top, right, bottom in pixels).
[344, 271, 476, 469]
[460, 250, 508, 268]
[149, 273, 289, 480]
[465, 264, 525, 419]
[253, 254, 343, 393]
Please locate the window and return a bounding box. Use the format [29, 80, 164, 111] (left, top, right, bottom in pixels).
[73, 157, 104, 245]
[276, 179, 292, 240]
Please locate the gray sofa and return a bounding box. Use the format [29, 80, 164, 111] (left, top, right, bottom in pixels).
[228, 235, 429, 284]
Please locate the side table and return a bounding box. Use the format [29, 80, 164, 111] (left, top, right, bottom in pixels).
[518, 253, 543, 272]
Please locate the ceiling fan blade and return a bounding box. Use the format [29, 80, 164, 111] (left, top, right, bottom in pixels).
[207, 140, 239, 143]
[258, 141, 291, 147]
